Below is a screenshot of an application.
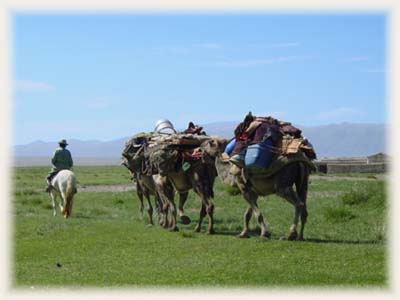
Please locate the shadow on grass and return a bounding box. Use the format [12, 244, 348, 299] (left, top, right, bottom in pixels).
[304, 237, 384, 245]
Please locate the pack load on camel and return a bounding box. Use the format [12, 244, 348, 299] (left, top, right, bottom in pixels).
[121, 121, 213, 177]
[224, 112, 316, 174]
[122, 120, 218, 234]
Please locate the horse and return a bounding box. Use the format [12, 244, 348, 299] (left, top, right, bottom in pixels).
[203, 138, 313, 240]
[48, 169, 77, 218]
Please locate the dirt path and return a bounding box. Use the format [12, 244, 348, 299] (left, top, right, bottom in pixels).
[77, 184, 135, 193]
[73, 174, 385, 193]
[310, 174, 386, 182]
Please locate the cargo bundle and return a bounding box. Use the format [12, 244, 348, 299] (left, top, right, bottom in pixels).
[225, 112, 316, 173]
[122, 122, 214, 176]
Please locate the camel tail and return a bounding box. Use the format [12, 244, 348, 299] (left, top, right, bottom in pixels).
[296, 162, 309, 203]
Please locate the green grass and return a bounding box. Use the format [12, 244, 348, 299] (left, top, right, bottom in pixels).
[13, 166, 131, 190]
[12, 167, 388, 288]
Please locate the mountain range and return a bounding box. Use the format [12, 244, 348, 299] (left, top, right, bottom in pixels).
[13, 122, 387, 166]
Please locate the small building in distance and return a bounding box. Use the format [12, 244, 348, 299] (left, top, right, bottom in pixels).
[315, 152, 389, 174]
[367, 152, 389, 164]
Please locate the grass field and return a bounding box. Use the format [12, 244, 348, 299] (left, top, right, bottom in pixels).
[12, 166, 388, 288]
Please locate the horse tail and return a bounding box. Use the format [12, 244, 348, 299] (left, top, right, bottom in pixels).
[65, 174, 76, 217]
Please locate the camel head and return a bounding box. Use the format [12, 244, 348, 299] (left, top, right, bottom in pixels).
[202, 137, 229, 158]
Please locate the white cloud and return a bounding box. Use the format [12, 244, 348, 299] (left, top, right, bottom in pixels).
[316, 107, 362, 122]
[268, 42, 299, 48]
[195, 43, 223, 49]
[215, 55, 316, 68]
[341, 56, 370, 63]
[366, 68, 386, 74]
[15, 80, 55, 92]
[86, 98, 110, 109]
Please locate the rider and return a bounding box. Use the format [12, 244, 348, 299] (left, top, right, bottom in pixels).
[45, 139, 74, 192]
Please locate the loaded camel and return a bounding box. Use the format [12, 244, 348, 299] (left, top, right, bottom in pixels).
[149, 144, 218, 234]
[203, 138, 313, 241]
[121, 156, 190, 228]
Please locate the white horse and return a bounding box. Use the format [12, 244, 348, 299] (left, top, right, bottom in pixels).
[49, 170, 77, 218]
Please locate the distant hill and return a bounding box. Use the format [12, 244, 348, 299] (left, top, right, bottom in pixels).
[13, 122, 387, 165]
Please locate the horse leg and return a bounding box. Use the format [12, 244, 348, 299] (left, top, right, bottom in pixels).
[177, 192, 191, 225]
[66, 197, 73, 218]
[60, 192, 69, 218]
[50, 191, 57, 216]
[58, 191, 65, 216]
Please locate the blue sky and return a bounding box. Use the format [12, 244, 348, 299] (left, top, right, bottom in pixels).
[13, 13, 387, 145]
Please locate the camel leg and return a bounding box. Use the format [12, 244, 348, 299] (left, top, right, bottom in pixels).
[205, 199, 215, 235]
[298, 205, 308, 241]
[136, 185, 145, 220]
[238, 182, 270, 239]
[237, 207, 253, 238]
[168, 199, 179, 232]
[192, 187, 215, 234]
[162, 202, 170, 228]
[154, 193, 165, 226]
[155, 181, 175, 230]
[177, 192, 191, 225]
[143, 188, 154, 225]
[296, 165, 309, 241]
[193, 203, 206, 233]
[277, 186, 304, 241]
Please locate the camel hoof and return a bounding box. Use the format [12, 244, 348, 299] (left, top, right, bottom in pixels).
[169, 226, 179, 232]
[193, 226, 201, 233]
[206, 229, 215, 235]
[261, 231, 272, 238]
[180, 215, 191, 225]
[297, 236, 305, 241]
[236, 233, 250, 239]
[287, 230, 298, 241]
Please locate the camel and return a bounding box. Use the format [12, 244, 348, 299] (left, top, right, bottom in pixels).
[121, 159, 190, 228]
[150, 147, 218, 234]
[203, 138, 314, 241]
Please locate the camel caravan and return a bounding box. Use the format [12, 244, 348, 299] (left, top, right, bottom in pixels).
[121, 112, 317, 240]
